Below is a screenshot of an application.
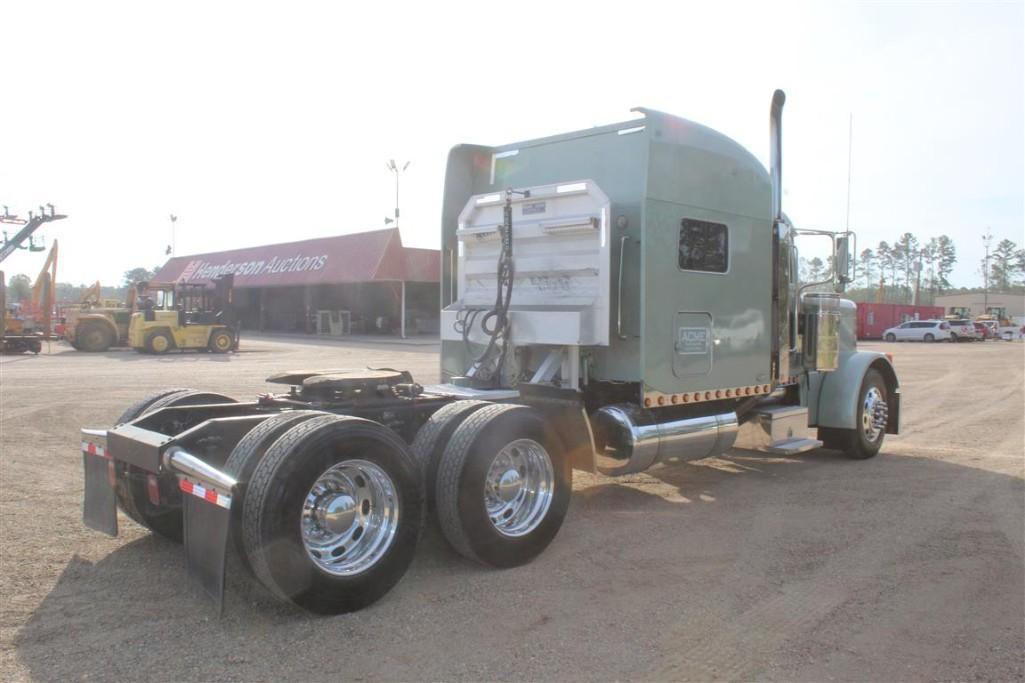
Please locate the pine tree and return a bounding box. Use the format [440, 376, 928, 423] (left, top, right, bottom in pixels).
[859, 248, 875, 295]
[895, 232, 919, 303]
[935, 235, 956, 292]
[990, 239, 1018, 291]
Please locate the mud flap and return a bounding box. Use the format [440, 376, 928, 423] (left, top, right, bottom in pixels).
[180, 478, 233, 614]
[82, 449, 118, 537]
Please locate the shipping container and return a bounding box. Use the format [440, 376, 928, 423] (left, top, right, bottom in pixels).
[856, 303, 944, 340]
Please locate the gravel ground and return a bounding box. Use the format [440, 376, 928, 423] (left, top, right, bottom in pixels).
[1, 336, 1022, 681]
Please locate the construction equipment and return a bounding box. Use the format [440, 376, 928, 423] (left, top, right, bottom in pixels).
[80, 91, 900, 615]
[62, 281, 138, 351]
[1, 241, 59, 353]
[0, 204, 66, 264]
[127, 275, 238, 354]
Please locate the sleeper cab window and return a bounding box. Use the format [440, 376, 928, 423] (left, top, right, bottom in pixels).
[678, 218, 728, 273]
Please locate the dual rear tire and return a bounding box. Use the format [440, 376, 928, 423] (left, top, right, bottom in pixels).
[228, 413, 423, 614]
[415, 401, 572, 568]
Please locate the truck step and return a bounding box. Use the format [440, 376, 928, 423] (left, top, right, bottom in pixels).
[763, 437, 823, 455]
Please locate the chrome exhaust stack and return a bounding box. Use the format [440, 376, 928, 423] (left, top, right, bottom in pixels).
[592, 404, 738, 476]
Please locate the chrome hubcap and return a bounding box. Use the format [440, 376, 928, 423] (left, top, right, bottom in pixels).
[484, 439, 554, 537]
[862, 387, 888, 442]
[301, 459, 399, 576]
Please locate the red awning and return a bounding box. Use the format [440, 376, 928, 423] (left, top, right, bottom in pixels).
[153, 228, 439, 288]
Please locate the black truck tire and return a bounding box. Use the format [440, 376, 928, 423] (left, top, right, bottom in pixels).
[817, 368, 888, 460]
[411, 400, 489, 509]
[77, 321, 113, 352]
[241, 415, 423, 614]
[145, 330, 174, 354]
[208, 329, 233, 353]
[434, 403, 571, 568]
[114, 389, 237, 542]
[223, 410, 328, 573]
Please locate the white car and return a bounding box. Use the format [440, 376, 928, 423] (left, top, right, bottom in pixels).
[883, 320, 953, 343]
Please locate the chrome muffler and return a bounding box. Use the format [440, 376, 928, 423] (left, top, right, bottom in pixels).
[592, 404, 738, 476]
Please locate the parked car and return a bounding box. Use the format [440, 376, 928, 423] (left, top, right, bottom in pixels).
[883, 320, 952, 342]
[974, 321, 996, 339]
[945, 319, 978, 342]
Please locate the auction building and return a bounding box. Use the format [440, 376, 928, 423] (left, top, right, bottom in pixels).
[153, 228, 440, 337]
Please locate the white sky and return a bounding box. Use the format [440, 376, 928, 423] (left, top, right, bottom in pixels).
[2, 0, 1022, 287]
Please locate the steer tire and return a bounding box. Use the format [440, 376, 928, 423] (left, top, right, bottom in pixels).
[114, 389, 237, 542]
[242, 415, 423, 614]
[817, 369, 887, 460]
[411, 400, 490, 510]
[77, 322, 113, 352]
[223, 410, 328, 574]
[435, 403, 571, 568]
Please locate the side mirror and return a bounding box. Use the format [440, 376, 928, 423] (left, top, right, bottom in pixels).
[835, 236, 851, 292]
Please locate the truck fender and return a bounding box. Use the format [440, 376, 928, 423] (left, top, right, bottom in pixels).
[810, 351, 900, 434]
[516, 384, 598, 473]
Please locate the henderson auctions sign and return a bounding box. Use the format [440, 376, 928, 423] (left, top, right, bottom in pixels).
[178, 252, 329, 282]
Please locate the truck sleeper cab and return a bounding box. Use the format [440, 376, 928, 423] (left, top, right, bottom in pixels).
[80, 91, 899, 615]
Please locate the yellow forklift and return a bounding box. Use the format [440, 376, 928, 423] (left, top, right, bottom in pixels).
[128, 274, 238, 354]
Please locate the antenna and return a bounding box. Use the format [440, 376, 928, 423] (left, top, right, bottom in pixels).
[845, 113, 853, 231]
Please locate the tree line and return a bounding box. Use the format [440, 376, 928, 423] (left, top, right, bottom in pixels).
[4, 266, 160, 306]
[802, 233, 1025, 305]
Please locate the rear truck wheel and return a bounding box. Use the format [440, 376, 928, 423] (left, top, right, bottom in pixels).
[410, 400, 490, 510]
[241, 415, 423, 614]
[114, 389, 237, 542]
[77, 322, 113, 352]
[434, 404, 571, 568]
[924, 333, 935, 342]
[146, 330, 174, 354]
[223, 410, 328, 574]
[884, 333, 896, 342]
[817, 368, 888, 460]
[208, 329, 233, 353]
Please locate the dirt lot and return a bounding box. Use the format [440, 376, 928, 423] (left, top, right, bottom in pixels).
[1, 336, 1022, 681]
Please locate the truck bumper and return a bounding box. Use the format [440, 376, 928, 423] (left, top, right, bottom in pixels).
[81, 424, 240, 612]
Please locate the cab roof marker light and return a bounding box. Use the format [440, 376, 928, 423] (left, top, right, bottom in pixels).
[556, 182, 588, 194]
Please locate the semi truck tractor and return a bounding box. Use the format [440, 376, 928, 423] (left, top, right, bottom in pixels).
[80, 91, 900, 614]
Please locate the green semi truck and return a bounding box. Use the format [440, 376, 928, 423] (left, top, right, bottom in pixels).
[81, 90, 899, 614]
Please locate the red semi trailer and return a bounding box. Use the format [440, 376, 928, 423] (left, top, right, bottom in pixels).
[857, 303, 944, 340]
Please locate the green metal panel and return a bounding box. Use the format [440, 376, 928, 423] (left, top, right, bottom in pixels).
[639, 111, 774, 397]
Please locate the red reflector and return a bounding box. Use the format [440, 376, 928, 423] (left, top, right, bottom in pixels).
[147, 474, 161, 505]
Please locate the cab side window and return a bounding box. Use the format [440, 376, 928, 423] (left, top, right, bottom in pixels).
[679, 218, 729, 273]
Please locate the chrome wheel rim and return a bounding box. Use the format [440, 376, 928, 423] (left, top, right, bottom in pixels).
[301, 459, 399, 576]
[862, 387, 888, 442]
[484, 438, 554, 538]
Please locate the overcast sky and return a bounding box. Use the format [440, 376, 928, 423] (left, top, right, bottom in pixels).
[2, 0, 1022, 288]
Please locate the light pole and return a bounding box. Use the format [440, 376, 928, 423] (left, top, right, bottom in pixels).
[169, 214, 178, 256]
[385, 160, 409, 229]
